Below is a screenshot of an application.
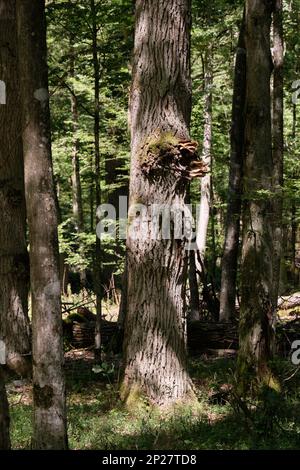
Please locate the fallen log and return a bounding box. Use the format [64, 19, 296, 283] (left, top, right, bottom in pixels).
[63, 312, 300, 357]
[277, 293, 300, 310]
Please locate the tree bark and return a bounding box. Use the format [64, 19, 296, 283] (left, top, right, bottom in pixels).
[237, 0, 275, 391]
[16, 0, 68, 449]
[0, 0, 31, 377]
[272, 0, 284, 310]
[219, 13, 246, 322]
[122, 0, 198, 405]
[0, 367, 10, 450]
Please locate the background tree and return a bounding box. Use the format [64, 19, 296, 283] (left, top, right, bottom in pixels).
[272, 0, 284, 309]
[237, 0, 276, 391]
[0, 0, 31, 376]
[122, 0, 205, 405]
[16, 0, 67, 449]
[219, 12, 246, 322]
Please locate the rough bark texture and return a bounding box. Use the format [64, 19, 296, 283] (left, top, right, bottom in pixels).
[219, 14, 246, 322]
[0, 0, 31, 376]
[272, 0, 284, 311]
[16, 0, 68, 449]
[196, 48, 213, 263]
[0, 367, 10, 450]
[237, 0, 276, 391]
[122, 0, 196, 405]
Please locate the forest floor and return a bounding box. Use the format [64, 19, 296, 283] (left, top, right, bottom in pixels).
[7, 353, 300, 450]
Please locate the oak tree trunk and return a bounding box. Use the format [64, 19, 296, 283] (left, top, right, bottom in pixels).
[16, 0, 68, 449]
[237, 0, 275, 391]
[0, 0, 31, 376]
[122, 0, 197, 405]
[219, 13, 246, 322]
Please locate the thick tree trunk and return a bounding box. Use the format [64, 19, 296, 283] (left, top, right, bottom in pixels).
[16, 0, 68, 449]
[0, 0, 31, 377]
[237, 0, 275, 391]
[122, 0, 201, 405]
[90, 0, 102, 362]
[196, 49, 213, 263]
[0, 368, 10, 450]
[219, 14, 246, 322]
[272, 0, 284, 310]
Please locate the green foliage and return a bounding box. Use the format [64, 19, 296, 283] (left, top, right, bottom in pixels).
[8, 358, 300, 450]
[47, 0, 132, 288]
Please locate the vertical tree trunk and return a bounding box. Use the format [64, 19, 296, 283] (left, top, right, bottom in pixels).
[219, 13, 246, 322]
[237, 0, 275, 391]
[196, 49, 213, 263]
[122, 0, 202, 405]
[188, 251, 201, 321]
[272, 0, 284, 309]
[69, 32, 86, 289]
[90, 0, 102, 362]
[291, 104, 298, 286]
[0, 0, 31, 377]
[16, 0, 68, 449]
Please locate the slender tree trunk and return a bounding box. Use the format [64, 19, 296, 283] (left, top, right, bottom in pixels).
[291, 104, 298, 285]
[196, 48, 213, 263]
[16, 0, 68, 449]
[69, 34, 86, 289]
[272, 0, 284, 308]
[90, 0, 102, 362]
[0, 367, 10, 450]
[0, 0, 31, 377]
[188, 251, 200, 321]
[90, 153, 95, 233]
[237, 0, 276, 391]
[219, 13, 246, 322]
[122, 0, 205, 405]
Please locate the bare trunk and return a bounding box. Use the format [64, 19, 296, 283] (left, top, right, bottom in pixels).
[196, 49, 213, 263]
[237, 0, 275, 391]
[291, 105, 298, 286]
[0, 0, 31, 376]
[219, 13, 246, 322]
[272, 0, 284, 309]
[122, 0, 204, 405]
[16, 0, 68, 449]
[69, 35, 86, 289]
[90, 0, 102, 362]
